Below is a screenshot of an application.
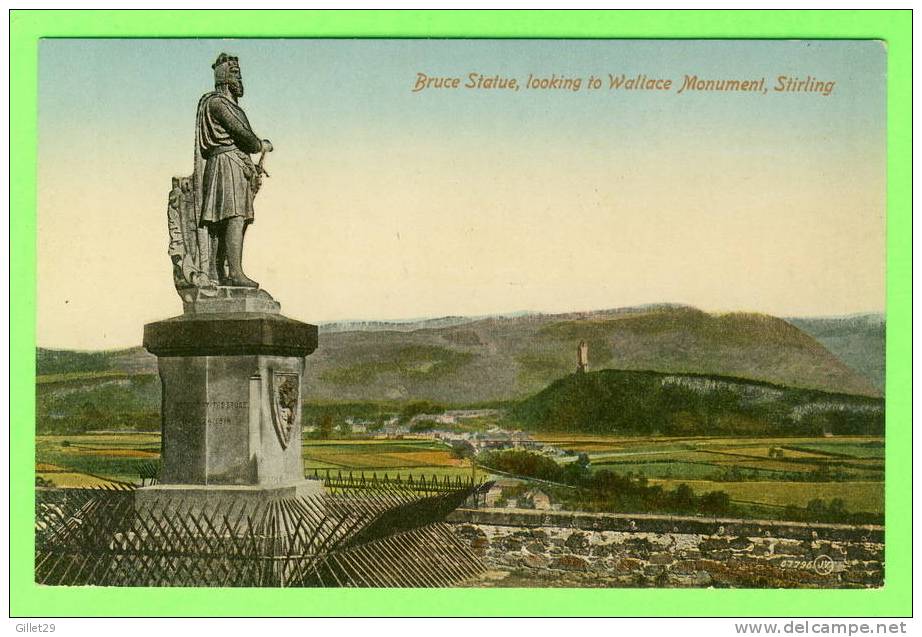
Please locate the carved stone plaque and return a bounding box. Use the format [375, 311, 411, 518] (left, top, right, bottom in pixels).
[269, 371, 300, 449]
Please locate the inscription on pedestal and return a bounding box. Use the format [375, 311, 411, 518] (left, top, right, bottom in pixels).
[157, 353, 307, 487]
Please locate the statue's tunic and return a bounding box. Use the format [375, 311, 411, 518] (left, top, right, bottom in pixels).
[195, 92, 262, 225]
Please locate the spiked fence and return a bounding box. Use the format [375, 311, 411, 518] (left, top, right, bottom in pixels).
[313, 468, 483, 495]
[137, 462, 160, 487]
[35, 481, 487, 587]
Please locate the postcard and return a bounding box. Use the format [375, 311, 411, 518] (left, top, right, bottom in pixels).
[15, 19, 908, 618]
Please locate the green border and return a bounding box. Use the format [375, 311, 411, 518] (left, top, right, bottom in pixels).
[10, 9, 911, 617]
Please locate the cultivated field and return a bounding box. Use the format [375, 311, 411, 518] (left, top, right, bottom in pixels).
[534, 434, 884, 515]
[302, 439, 476, 481]
[646, 479, 883, 513]
[36, 433, 161, 486]
[35, 433, 477, 487]
[35, 432, 884, 516]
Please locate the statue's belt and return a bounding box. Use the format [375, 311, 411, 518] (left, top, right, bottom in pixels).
[202, 144, 242, 159]
[203, 146, 257, 182]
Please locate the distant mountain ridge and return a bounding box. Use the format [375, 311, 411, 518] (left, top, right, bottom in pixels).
[318, 311, 537, 333]
[786, 313, 884, 393]
[38, 305, 882, 403]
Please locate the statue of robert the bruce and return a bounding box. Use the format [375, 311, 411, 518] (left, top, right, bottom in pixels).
[192, 52, 273, 288]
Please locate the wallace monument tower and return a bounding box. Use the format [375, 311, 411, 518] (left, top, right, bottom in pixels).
[139, 53, 320, 508]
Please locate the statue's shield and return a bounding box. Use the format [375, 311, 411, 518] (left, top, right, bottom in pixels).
[269, 371, 300, 449]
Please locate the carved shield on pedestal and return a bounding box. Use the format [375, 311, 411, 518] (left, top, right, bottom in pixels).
[269, 371, 300, 449]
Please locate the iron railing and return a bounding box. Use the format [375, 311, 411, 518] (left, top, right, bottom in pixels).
[312, 468, 483, 494]
[35, 481, 485, 588]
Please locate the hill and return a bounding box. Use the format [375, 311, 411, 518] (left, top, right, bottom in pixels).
[36, 305, 880, 422]
[787, 313, 884, 393]
[301, 305, 879, 402]
[510, 369, 883, 437]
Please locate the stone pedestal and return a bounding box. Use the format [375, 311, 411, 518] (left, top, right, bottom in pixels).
[140, 287, 322, 509]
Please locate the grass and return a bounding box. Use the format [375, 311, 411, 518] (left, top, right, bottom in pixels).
[305, 451, 439, 469]
[35, 432, 884, 517]
[36, 370, 137, 385]
[787, 441, 885, 459]
[39, 433, 160, 444]
[36, 375, 161, 434]
[717, 446, 830, 459]
[541, 434, 885, 516]
[36, 471, 128, 488]
[590, 460, 730, 480]
[37, 435, 157, 476]
[533, 433, 882, 450]
[647, 479, 884, 514]
[37, 433, 477, 485]
[514, 353, 570, 387]
[66, 447, 158, 458]
[302, 440, 446, 452]
[302, 438, 465, 470]
[319, 345, 474, 386]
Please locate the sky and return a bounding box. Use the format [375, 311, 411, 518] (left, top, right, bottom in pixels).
[37, 39, 886, 349]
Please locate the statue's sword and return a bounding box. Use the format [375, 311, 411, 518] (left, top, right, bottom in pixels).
[256, 149, 270, 178]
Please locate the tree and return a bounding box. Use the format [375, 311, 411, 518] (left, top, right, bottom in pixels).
[410, 420, 437, 433]
[449, 440, 475, 460]
[673, 483, 695, 510]
[699, 490, 730, 514]
[562, 452, 592, 485]
[399, 401, 445, 424]
[317, 415, 334, 439]
[826, 498, 847, 518]
[806, 498, 827, 516]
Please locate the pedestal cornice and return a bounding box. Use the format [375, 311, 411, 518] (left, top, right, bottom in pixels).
[143, 312, 318, 357]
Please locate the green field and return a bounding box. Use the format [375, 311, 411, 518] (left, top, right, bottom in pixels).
[35, 433, 478, 487]
[785, 441, 885, 459]
[647, 479, 884, 514]
[302, 439, 475, 480]
[36, 433, 161, 485]
[35, 432, 884, 517]
[535, 434, 884, 515]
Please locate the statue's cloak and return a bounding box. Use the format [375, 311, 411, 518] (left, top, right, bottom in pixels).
[192, 91, 218, 280]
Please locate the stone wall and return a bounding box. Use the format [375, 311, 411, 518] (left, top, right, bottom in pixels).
[450, 509, 883, 588]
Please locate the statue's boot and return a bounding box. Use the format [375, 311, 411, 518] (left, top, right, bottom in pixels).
[225, 273, 259, 288]
[224, 217, 259, 288]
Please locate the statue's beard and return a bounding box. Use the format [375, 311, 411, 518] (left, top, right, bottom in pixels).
[230, 81, 244, 98]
